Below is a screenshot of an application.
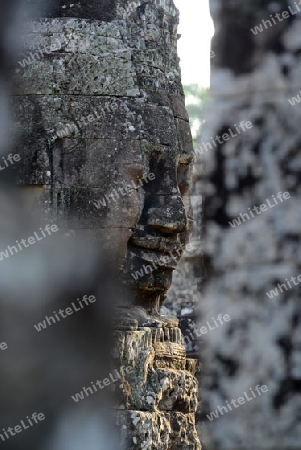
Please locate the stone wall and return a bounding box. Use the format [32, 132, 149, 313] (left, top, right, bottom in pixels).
[200, 1, 301, 448]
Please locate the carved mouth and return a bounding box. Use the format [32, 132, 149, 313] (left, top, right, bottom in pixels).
[128, 246, 180, 270]
[140, 249, 178, 269]
[130, 235, 184, 256]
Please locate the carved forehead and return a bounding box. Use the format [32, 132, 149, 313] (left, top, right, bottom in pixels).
[16, 3, 193, 182]
[15, 95, 193, 186]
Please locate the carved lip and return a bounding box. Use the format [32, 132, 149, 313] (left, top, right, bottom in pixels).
[133, 248, 179, 270]
[130, 235, 184, 256]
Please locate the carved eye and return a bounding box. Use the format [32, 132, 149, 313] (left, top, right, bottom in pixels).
[177, 162, 193, 195]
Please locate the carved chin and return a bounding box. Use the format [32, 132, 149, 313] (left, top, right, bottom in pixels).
[125, 246, 178, 295]
[131, 267, 174, 293]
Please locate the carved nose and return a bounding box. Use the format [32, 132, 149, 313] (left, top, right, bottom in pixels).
[146, 195, 188, 233]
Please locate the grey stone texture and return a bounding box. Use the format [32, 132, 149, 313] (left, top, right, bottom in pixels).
[199, 0, 301, 449]
[15, 0, 201, 448]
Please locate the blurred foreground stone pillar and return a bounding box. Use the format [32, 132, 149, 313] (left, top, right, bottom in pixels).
[201, 1, 301, 448]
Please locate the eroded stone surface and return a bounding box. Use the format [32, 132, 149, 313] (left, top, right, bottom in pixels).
[117, 410, 200, 449]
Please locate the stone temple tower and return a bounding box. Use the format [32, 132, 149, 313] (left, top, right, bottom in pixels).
[15, 0, 201, 448]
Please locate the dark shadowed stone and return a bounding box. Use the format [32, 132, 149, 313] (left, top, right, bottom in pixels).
[24, 0, 116, 21]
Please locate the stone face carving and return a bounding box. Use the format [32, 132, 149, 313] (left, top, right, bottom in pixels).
[15, 0, 201, 447]
[123, 140, 194, 317]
